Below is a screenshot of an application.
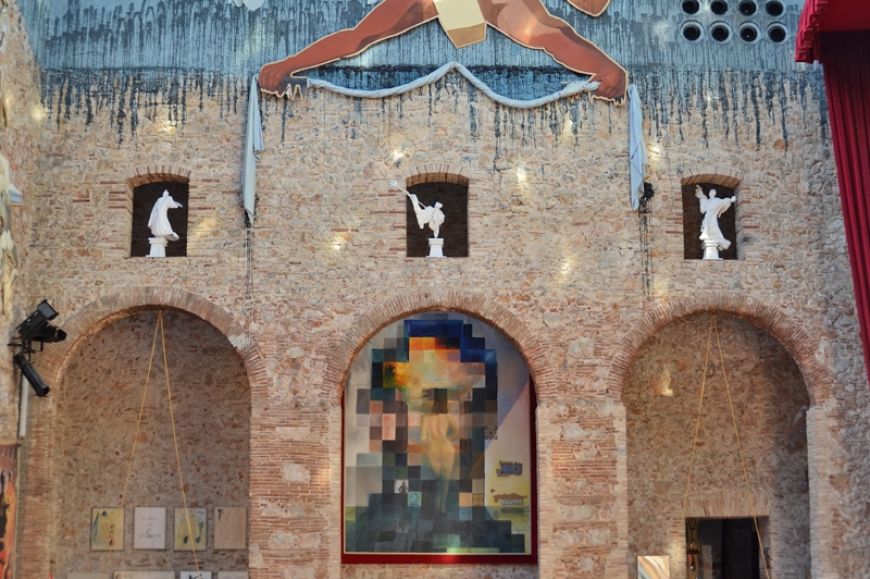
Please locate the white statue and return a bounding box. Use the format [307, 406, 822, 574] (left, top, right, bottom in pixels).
[403, 189, 446, 258]
[696, 186, 736, 260]
[147, 190, 183, 257]
[406, 192, 445, 239]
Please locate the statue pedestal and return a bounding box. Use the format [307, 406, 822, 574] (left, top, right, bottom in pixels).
[428, 238, 444, 258]
[702, 240, 722, 261]
[148, 237, 169, 258]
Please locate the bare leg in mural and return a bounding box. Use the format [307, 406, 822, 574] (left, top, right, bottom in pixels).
[420, 394, 458, 513]
[259, 0, 626, 101]
[259, 0, 438, 97]
[479, 0, 627, 101]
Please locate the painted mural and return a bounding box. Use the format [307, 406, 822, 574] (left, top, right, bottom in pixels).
[22, 1, 802, 103]
[259, 0, 627, 101]
[344, 313, 534, 561]
[0, 444, 17, 579]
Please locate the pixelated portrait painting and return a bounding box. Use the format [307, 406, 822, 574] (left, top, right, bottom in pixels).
[343, 313, 536, 563]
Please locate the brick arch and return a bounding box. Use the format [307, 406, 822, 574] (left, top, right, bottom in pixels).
[607, 294, 831, 405]
[128, 165, 191, 189]
[16, 287, 266, 579]
[398, 164, 473, 188]
[680, 169, 743, 190]
[36, 287, 265, 391]
[320, 290, 557, 403]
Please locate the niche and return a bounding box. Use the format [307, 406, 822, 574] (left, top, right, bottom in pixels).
[130, 179, 189, 257]
[405, 174, 469, 258]
[682, 177, 738, 260]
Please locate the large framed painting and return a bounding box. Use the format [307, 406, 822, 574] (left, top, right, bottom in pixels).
[343, 313, 536, 563]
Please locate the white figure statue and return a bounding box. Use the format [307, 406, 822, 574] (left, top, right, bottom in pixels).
[696, 186, 736, 260]
[148, 190, 183, 240]
[401, 189, 446, 258]
[405, 192, 445, 239]
[147, 190, 183, 257]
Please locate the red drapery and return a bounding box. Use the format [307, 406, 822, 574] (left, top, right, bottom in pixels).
[818, 31, 870, 383]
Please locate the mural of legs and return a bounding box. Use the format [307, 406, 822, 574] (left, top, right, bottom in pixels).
[481, 0, 627, 100]
[259, 0, 438, 96]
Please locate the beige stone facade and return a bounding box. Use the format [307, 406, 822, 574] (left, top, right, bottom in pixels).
[0, 1, 868, 578]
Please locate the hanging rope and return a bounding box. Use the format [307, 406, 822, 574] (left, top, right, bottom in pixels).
[680, 318, 715, 515]
[117, 310, 201, 571]
[713, 318, 770, 578]
[680, 316, 771, 579]
[158, 311, 201, 572]
[119, 312, 161, 505]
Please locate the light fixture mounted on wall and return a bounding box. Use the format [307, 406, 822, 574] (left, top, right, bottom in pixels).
[9, 300, 66, 397]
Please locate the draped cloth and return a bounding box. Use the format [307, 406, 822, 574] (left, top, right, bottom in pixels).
[243, 75, 264, 225]
[628, 84, 647, 211]
[816, 31, 870, 382]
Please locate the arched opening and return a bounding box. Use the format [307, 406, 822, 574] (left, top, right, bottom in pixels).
[341, 311, 537, 567]
[128, 172, 190, 258]
[405, 173, 469, 258]
[681, 174, 740, 261]
[51, 308, 250, 576]
[624, 313, 810, 579]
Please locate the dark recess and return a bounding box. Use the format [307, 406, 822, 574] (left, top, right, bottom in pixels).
[131, 181, 189, 258]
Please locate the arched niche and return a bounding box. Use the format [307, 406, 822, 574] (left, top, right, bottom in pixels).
[342, 311, 537, 568]
[623, 313, 810, 579]
[51, 308, 250, 576]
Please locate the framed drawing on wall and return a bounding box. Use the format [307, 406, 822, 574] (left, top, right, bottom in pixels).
[342, 313, 537, 563]
[174, 508, 206, 551]
[91, 507, 124, 551]
[214, 506, 246, 550]
[133, 507, 166, 550]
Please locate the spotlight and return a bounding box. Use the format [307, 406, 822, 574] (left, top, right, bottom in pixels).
[14, 352, 50, 397]
[9, 300, 65, 400]
[16, 300, 60, 342]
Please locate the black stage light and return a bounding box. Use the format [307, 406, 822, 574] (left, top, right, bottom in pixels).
[31, 324, 67, 344]
[14, 352, 50, 397]
[16, 300, 60, 342]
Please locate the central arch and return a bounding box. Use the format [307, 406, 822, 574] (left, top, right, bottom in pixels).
[322, 290, 559, 403]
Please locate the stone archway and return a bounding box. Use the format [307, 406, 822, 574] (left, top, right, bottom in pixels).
[322, 289, 559, 403]
[622, 313, 811, 579]
[607, 294, 832, 405]
[15, 287, 267, 578]
[610, 296, 840, 579]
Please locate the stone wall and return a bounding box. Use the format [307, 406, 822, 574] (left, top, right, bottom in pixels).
[0, 0, 48, 441]
[52, 309, 250, 577]
[625, 313, 811, 579]
[4, 51, 868, 579]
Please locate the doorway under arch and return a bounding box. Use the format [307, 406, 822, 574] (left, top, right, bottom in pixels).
[624, 313, 810, 579]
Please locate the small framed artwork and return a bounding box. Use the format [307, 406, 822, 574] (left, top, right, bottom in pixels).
[637, 555, 670, 579]
[133, 507, 166, 550]
[218, 573, 248, 579]
[180, 572, 212, 579]
[174, 507, 207, 551]
[91, 507, 124, 551]
[214, 506, 247, 550]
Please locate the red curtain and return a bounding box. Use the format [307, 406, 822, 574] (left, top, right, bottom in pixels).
[820, 31, 870, 382]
